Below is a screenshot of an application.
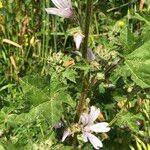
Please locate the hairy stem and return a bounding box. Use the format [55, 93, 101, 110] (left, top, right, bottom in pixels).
[82, 0, 93, 58]
[74, 0, 93, 122]
[74, 76, 90, 122]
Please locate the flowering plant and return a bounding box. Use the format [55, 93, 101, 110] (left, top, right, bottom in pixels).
[1, 0, 148, 150]
[80, 106, 110, 149]
[62, 106, 110, 149]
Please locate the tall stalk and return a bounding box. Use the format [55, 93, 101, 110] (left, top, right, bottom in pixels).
[82, 0, 93, 58]
[75, 0, 93, 122]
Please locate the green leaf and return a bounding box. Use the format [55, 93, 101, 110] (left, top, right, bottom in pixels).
[119, 27, 135, 53]
[7, 91, 74, 127]
[125, 40, 150, 88]
[75, 62, 90, 76]
[18, 73, 74, 127]
[62, 69, 77, 83]
[20, 75, 50, 106]
[20, 73, 68, 106]
[14, 100, 62, 127]
[132, 13, 150, 27]
[116, 111, 144, 133]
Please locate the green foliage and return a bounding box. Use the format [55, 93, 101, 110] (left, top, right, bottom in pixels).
[125, 40, 150, 88]
[62, 69, 77, 83]
[19, 73, 74, 126]
[116, 111, 144, 133]
[0, 0, 150, 149]
[130, 136, 150, 150]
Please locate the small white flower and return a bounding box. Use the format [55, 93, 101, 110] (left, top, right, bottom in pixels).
[73, 32, 84, 50]
[80, 106, 110, 149]
[45, 0, 73, 18]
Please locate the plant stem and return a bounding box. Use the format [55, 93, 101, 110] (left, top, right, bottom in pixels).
[74, 0, 93, 122]
[82, 0, 93, 58]
[74, 76, 90, 122]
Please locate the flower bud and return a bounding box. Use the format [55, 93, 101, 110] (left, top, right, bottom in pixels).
[73, 32, 84, 50]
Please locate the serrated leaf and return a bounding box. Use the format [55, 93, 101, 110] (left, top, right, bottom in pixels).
[18, 74, 74, 127]
[20, 75, 50, 106]
[125, 40, 150, 88]
[20, 74, 68, 106]
[50, 72, 67, 95]
[8, 92, 73, 127]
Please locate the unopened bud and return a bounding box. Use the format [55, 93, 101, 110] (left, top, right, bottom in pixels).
[73, 32, 84, 50]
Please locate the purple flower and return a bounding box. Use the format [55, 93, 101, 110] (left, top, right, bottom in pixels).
[79, 106, 110, 149]
[61, 106, 110, 149]
[45, 0, 73, 18]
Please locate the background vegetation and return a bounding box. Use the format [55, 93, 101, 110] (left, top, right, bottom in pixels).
[0, 0, 150, 149]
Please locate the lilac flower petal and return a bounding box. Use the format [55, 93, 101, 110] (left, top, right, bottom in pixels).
[62, 130, 71, 142]
[52, 0, 72, 9]
[63, 0, 72, 9]
[45, 0, 73, 18]
[90, 106, 97, 113]
[84, 126, 91, 133]
[82, 132, 88, 142]
[89, 122, 110, 133]
[89, 106, 100, 124]
[85, 132, 103, 149]
[66, 0, 72, 8]
[45, 8, 72, 18]
[52, 0, 66, 9]
[87, 48, 96, 61]
[79, 113, 90, 126]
